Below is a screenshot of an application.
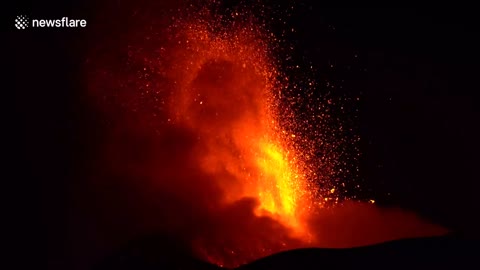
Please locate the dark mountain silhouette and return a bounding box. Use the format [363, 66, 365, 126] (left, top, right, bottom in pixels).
[93, 234, 221, 270]
[239, 233, 476, 270]
[95, 233, 477, 270]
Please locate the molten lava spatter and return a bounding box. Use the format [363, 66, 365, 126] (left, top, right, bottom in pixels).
[86, 1, 447, 268]
[166, 16, 314, 239]
[87, 4, 337, 266]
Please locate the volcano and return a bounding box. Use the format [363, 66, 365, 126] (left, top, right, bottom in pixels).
[95, 234, 476, 270]
[85, 1, 448, 269]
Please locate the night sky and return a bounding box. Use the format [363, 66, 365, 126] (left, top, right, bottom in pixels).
[10, 2, 480, 269]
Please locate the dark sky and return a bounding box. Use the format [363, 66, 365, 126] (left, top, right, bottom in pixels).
[10, 2, 480, 269]
[283, 6, 480, 232]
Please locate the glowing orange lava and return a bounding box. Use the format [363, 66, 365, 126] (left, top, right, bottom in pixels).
[86, 2, 447, 268]
[166, 18, 315, 240]
[86, 3, 330, 265]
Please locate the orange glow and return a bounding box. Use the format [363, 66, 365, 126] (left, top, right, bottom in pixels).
[256, 140, 298, 217]
[86, 2, 447, 268]
[167, 19, 314, 239]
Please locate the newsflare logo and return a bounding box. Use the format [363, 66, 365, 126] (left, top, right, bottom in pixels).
[15, 15, 87, 30]
[15, 15, 29, 29]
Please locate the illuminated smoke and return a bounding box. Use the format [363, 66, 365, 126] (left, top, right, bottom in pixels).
[85, 1, 447, 268]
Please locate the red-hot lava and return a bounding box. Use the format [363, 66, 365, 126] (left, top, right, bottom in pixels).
[85, 1, 447, 268]
[163, 17, 318, 265]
